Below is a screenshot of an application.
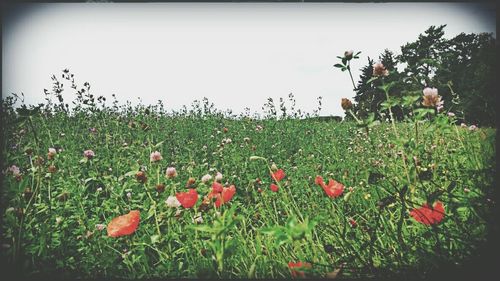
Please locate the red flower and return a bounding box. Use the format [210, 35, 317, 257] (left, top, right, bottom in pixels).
[216, 185, 236, 207]
[288, 261, 312, 278]
[315, 175, 344, 198]
[212, 181, 224, 193]
[271, 169, 286, 182]
[270, 183, 279, 192]
[107, 210, 140, 238]
[349, 218, 357, 228]
[209, 185, 236, 207]
[176, 189, 199, 208]
[314, 175, 324, 186]
[410, 201, 445, 225]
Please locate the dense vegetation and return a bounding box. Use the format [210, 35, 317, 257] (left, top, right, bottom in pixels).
[0, 25, 497, 280]
[347, 25, 496, 127]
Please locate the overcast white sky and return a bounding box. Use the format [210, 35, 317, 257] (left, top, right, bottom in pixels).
[2, 2, 496, 117]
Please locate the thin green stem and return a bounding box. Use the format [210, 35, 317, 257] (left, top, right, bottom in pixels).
[144, 184, 161, 236]
[347, 63, 357, 91]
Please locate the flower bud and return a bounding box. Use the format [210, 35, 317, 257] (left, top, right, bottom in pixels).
[341, 98, 353, 110]
[156, 183, 165, 193]
[344, 50, 353, 60]
[270, 163, 278, 172]
[135, 171, 147, 183]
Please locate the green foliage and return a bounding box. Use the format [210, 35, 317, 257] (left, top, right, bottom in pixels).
[350, 25, 496, 126]
[260, 216, 318, 247]
[0, 29, 496, 278]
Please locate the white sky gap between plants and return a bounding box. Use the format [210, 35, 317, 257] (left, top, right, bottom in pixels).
[2, 2, 496, 117]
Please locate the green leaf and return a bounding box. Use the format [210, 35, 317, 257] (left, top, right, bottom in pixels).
[146, 205, 155, 220]
[190, 225, 218, 233]
[402, 95, 420, 106]
[260, 226, 282, 236]
[276, 233, 291, 246]
[154, 141, 164, 148]
[343, 191, 352, 202]
[248, 257, 258, 279]
[150, 235, 160, 244]
[333, 64, 344, 68]
[124, 170, 137, 177]
[378, 81, 396, 93]
[366, 76, 379, 84]
[367, 120, 380, 128]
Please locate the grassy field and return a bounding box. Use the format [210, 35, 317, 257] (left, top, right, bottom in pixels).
[0, 103, 496, 279]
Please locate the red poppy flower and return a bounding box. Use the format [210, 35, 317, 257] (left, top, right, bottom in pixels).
[214, 185, 236, 208]
[208, 185, 236, 207]
[271, 169, 286, 182]
[315, 175, 344, 198]
[107, 210, 140, 238]
[176, 189, 199, 208]
[288, 261, 312, 278]
[410, 201, 445, 225]
[270, 183, 279, 192]
[314, 175, 324, 186]
[212, 181, 223, 193]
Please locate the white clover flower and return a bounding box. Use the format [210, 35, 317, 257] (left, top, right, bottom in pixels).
[165, 196, 181, 208]
[83, 150, 95, 159]
[373, 62, 389, 77]
[48, 148, 57, 157]
[215, 172, 223, 182]
[166, 167, 177, 178]
[150, 151, 162, 162]
[201, 174, 212, 184]
[9, 165, 20, 176]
